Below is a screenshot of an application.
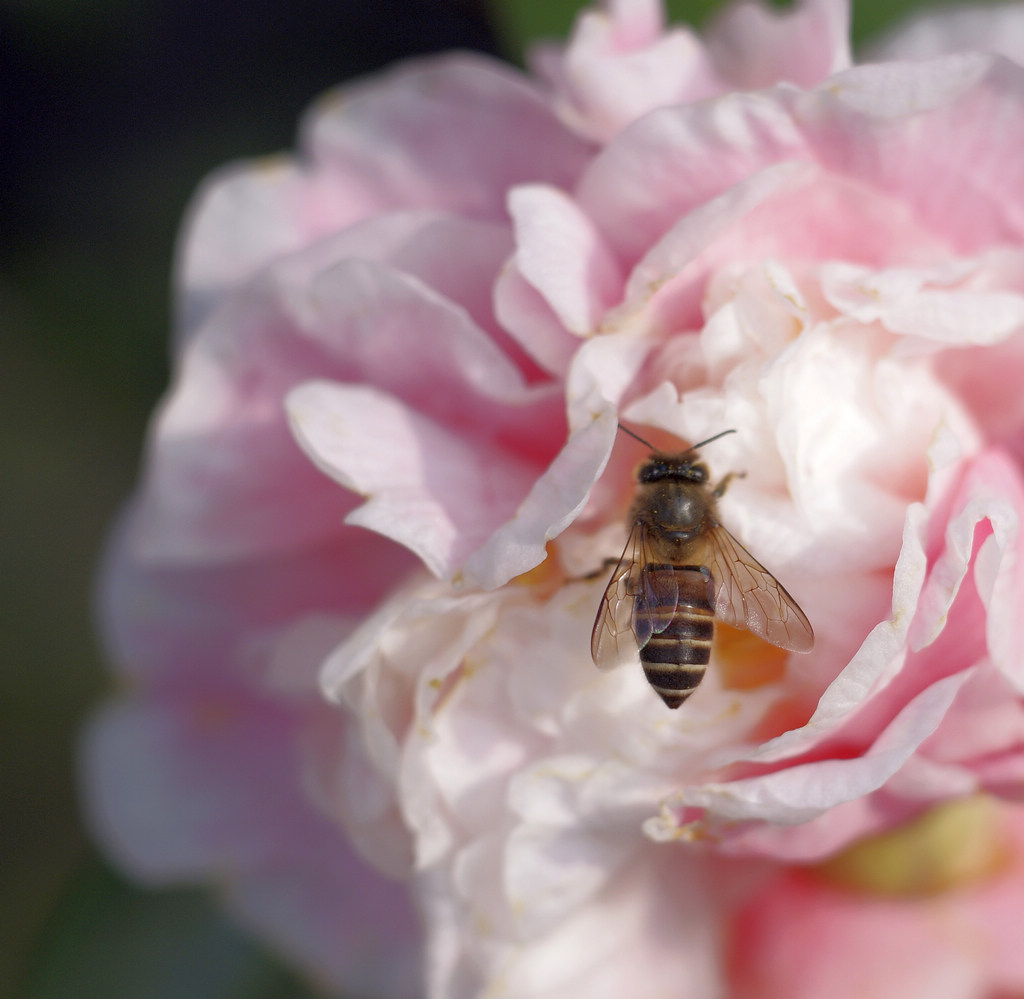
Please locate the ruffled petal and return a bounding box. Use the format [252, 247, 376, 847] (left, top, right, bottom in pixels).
[287, 382, 542, 582]
[508, 184, 624, 334]
[870, 2, 1024, 67]
[305, 53, 593, 220]
[706, 0, 851, 89]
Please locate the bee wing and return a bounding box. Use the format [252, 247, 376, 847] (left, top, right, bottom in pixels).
[591, 522, 656, 670]
[704, 524, 814, 653]
[634, 554, 679, 644]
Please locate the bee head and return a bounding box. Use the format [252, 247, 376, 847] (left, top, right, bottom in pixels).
[638, 455, 708, 484]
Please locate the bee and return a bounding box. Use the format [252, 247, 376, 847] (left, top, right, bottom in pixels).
[591, 426, 814, 708]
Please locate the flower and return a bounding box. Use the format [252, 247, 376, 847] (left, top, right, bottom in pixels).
[729, 797, 1024, 999]
[85, 0, 1024, 996]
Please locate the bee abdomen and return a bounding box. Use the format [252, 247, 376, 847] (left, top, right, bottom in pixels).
[639, 566, 715, 710]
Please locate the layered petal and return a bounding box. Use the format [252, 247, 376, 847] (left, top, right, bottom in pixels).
[531, 0, 851, 142]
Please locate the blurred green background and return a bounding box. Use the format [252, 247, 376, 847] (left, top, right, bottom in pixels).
[0, 0, 947, 995]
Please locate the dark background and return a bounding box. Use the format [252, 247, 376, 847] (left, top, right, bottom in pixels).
[0, 0, 936, 995]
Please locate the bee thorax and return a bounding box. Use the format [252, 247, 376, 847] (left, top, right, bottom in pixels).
[637, 483, 710, 539]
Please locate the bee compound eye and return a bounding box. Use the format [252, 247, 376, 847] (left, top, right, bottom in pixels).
[639, 461, 666, 483]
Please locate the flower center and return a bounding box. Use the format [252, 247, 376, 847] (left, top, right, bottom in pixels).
[714, 623, 789, 690]
[812, 796, 1009, 897]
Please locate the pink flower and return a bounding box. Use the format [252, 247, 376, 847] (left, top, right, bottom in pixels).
[85, 0, 1024, 996]
[729, 797, 1024, 999]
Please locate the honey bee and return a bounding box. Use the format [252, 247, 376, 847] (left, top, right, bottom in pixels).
[591, 427, 814, 708]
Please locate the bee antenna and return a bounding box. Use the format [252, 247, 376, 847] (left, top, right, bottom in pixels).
[686, 428, 737, 453]
[616, 423, 657, 449]
[617, 423, 737, 453]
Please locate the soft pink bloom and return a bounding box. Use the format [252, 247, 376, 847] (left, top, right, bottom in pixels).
[729, 799, 1024, 999]
[85, 0, 1024, 996]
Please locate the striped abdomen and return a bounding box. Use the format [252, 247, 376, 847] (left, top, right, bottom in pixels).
[637, 565, 714, 709]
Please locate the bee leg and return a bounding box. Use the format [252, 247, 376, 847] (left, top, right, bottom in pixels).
[712, 470, 746, 498]
[577, 556, 620, 581]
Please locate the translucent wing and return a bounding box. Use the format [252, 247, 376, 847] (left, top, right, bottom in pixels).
[592, 522, 652, 670]
[704, 524, 814, 653]
[634, 557, 680, 645]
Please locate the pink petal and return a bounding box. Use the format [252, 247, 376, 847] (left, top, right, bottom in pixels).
[176, 161, 324, 337]
[502, 757, 669, 937]
[666, 669, 970, 829]
[820, 259, 1024, 345]
[82, 694, 420, 998]
[306, 211, 515, 341]
[731, 805, 1024, 999]
[82, 693, 327, 878]
[223, 856, 420, 999]
[305, 53, 593, 222]
[463, 407, 618, 589]
[530, 0, 851, 143]
[919, 668, 1024, 785]
[577, 93, 807, 265]
[134, 281, 348, 564]
[424, 848, 725, 999]
[99, 504, 413, 683]
[594, 0, 666, 46]
[907, 450, 1024, 691]
[289, 380, 618, 590]
[870, 4, 1024, 66]
[794, 55, 1024, 250]
[581, 55, 1024, 275]
[619, 160, 813, 324]
[706, 0, 851, 90]
[287, 382, 542, 581]
[141, 240, 551, 565]
[688, 793, 936, 865]
[493, 262, 581, 377]
[178, 52, 593, 335]
[565, 322, 654, 418]
[295, 256, 533, 410]
[936, 327, 1024, 468]
[729, 866, 984, 999]
[508, 184, 624, 334]
[531, 1, 722, 142]
[620, 168, 952, 344]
